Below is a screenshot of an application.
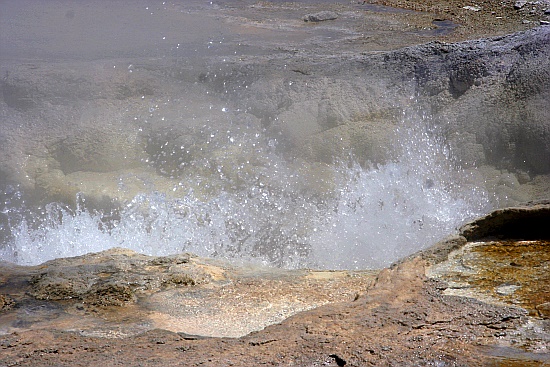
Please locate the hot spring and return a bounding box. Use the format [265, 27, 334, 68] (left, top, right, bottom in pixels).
[1, 1, 548, 270]
[0, 106, 491, 269]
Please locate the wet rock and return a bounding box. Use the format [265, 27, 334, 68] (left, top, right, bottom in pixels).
[514, 0, 528, 9]
[51, 127, 145, 174]
[418, 202, 550, 320]
[236, 27, 550, 180]
[0, 80, 36, 111]
[536, 302, 550, 318]
[303, 11, 338, 22]
[1, 25, 549, 208]
[2, 247, 542, 366]
[516, 169, 531, 184]
[1, 199, 550, 365]
[414, 201, 550, 264]
[459, 200, 550, 240]
[409, 234, 467, 265]
[0, 249, 377, 337]
[424, 203, 550, 318]
[0, 0, 549, 363]
[26, 249, 209, 307]
[495, 284, 521, 295]
[427, 239, 549, 316]
[449, 59, 487, 97]
[0, 294, 14, 311]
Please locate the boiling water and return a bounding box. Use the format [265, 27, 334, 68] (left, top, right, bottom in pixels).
[0, 109, 491, 269]
[0, 0, 495, 270]
[308, 115, 490, 269]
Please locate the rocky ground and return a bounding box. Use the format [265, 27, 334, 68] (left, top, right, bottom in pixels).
[1, 0, 550, 366]
[374, 0, 550, 40]
[0, 204, 548, 366]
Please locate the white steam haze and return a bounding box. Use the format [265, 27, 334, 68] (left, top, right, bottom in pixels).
[4, 0, 521, 270]
[0, 108, 491, 269]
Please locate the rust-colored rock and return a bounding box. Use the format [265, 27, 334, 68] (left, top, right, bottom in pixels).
[1, 253, 544, 367]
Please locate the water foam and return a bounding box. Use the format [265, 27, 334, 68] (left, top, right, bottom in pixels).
[309, 120, 490, 269]
[0, 110, 491, 268]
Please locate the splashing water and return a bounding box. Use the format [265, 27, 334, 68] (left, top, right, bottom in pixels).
[0, 110, 491, 269]
[309, 115, 490, 269]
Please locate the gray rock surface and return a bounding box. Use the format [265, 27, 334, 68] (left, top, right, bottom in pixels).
[459, 200, 550, 240]
[303, 11, 338, 22]
[27, 249, 204, 306]
[515, 0, 528, 9]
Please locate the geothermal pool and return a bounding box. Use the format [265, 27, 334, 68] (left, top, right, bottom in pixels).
[1, 1, 547, 269]
[0, 111, 490, 268]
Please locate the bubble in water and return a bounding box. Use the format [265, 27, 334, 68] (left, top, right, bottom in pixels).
[0, 109, 491, 268]
[307, 113, 491, 269]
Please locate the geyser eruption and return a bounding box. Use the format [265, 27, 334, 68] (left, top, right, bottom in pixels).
[308, 110, 491, 269]
[0, 109, 491, 269]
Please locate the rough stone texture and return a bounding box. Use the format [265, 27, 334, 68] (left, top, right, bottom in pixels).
[537, 302, 550, 318]
[459, 200, 550, 240]
[515, 0, 529, 9]
[0, 255, 546, 367]
[0, 250, 377, 338]
[26, 249, 204, 306]
[392, 201, 550, 269]
[0, 294, 14, 312]
[303, 11, 338, 22]
[234, 27, 550, 176]
[0, 203, 549, 365]
[427, 239, 550, 317]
